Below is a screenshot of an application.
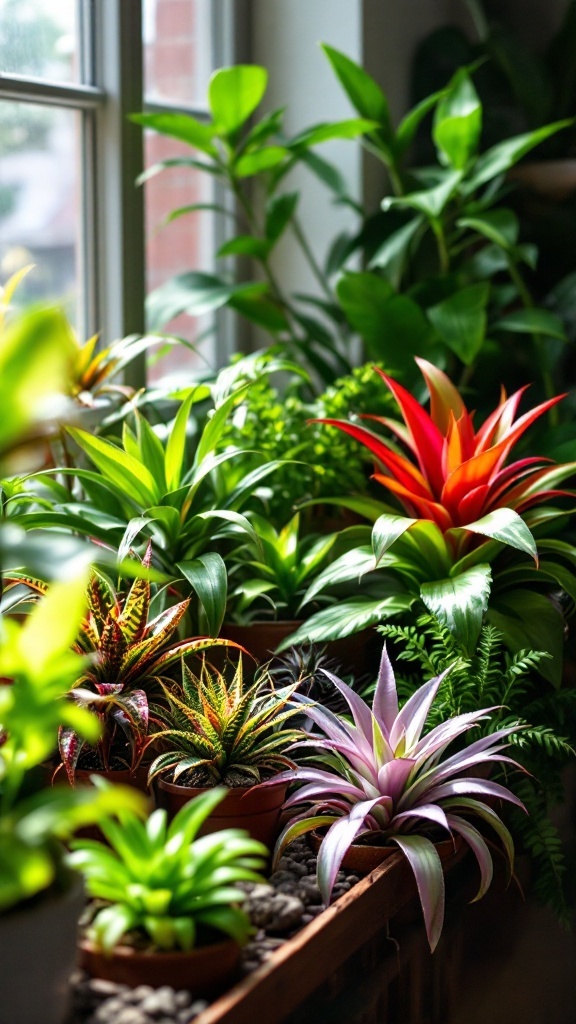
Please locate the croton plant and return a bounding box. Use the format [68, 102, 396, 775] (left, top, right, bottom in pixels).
[6, 545, 236, 781]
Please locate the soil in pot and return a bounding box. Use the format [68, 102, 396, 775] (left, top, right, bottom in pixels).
[156, 776, 289, 849]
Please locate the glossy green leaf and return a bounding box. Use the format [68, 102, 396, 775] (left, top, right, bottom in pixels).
[278, 594, 413, 647]
[383, 170, 463, 219]
[466, 120, 573, 192]
[146, 272, 267, 330]
[321, 44, 393, 143]
[130, 112, 217, 156]
[396, 90, 446, 156]
[177, 553, 228, 637]
[337, 271, 434, 369]
[421, 565, 492, 656]
[289, 118, 378, 148]
[368, 216, 424, 284]
[165, 391, 196, 492]
[457, 209, 519, 250]
[229, 292, 289, 332]
[427, 282, 489, 365]
[301, 546, 376, 606]
[433, 69, 482, 170]
[452, 508, 538, 560]
[488, 590, 564, 687]
[208, 65, 268, 134]
[265, 192, 299, 243]
[67, 428, 159, 508]
[492, 308, 567, 341]
[217, 235, 271, 260]
[235, 146, 289, 177]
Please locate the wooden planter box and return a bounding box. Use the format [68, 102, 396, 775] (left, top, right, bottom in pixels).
[194, 847, 466, 1024]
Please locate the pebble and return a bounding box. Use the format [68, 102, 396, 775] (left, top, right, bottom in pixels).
[70, 837, 360, 1023]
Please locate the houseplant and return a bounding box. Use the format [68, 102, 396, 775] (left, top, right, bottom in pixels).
[147, 654, 302, 846]
[0, 572, 146, 1024]
[70, 785, 268, 991]
[271, 643, 526, 952]
[379, 612, 576, 919]
[5, 549, 239, 785]
[286, 358, 576, 685]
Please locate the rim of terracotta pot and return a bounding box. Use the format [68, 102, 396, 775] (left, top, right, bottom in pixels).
[79, 933, 241, 992]
[309, 828, 461, 873]
[157, 777, 289, 813]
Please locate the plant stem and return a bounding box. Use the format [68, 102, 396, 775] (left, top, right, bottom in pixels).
[462, 0, 489, 41]
[291, 216, 333, 302]
[431, 218, 450, 274]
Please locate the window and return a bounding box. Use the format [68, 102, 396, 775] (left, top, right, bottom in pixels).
[0, 0, 234, 381]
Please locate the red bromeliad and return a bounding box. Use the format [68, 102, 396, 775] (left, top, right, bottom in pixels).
[318, 359, 576, 558]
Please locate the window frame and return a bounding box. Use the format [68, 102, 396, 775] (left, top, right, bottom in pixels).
[0, 0, 245, 382]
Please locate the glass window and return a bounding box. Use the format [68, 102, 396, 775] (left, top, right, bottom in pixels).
[0, 100, 82, 325]
[143, 0, 213, 109]
[0, 0, 80, 84]
[142, 0, 219, 378]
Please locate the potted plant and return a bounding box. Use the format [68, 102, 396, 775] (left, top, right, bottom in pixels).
[147, 655, 303, 846]
[270, 643, 526, 952]
[5, 549, 239, 786]
[0, 573, 146, 1024]
[70, 785, 268, 992]
[286, 358, 576, 686]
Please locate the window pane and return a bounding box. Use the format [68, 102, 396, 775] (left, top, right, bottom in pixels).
[0, 101, 81, 326]
[0, 0, 79, 83]
[143, 0, 213, 109]
[144, 131, 216, 382]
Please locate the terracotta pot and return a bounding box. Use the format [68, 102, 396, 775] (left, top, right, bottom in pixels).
[157, 779, 289, 848]
[0, 872, 84, 1024]
[72, 765, 150, 794]
[309, 829, 461, 874]
[80, 934, 240, 993]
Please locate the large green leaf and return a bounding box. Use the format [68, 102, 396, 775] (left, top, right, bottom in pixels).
[465, 120, 573, 192]
[427, 282, 489, 365]
[177, 553, 227, 637]
[488, 590, 565, 687]
[337, 271, 434, 368]
[372, 513, 418, 565]
[208, 65, 268, 135]
[0, 307, 77, 460]
[279, 593, 413, 647]
[457, 209, 519, 250]
[235, 146, 289, 177]
[421, 565, 492, 656]
[321, 45, 393, 141]
[146, 273, 267, 331]
[67, 429, 159, 508]
[164, 391, 196, 492]
[130, 112, 217, 156]
[492, 308, 567, 341]
[396, 91, 446, 156]
[265, 192, 299, 243]
[453, 508, 538, 560]
[383, 170, 463, 220]
[301, 546, 376, 606]
[433, 69, 482, 170]
[368, 216, 424, 285]
[289, 118, 378, 149]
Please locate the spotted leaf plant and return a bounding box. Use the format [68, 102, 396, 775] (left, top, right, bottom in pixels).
[272, 644, 526, 952]
[147, 656, 303, 787]
[6, 546, 237, 782]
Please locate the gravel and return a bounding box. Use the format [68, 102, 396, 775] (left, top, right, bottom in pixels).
[70, 838, 355, 1024]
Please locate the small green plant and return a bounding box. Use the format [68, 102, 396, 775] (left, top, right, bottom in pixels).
[147, 656, 302, 787]
[0, 573, 147, 915]
[69, 786, 268, 952]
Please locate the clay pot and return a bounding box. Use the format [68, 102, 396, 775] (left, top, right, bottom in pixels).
[0, 872, 84, 1024]
[80, 934, 240, 993]
[72, 765, 150, 794]
[309, 829, 461, 874]
[157, 779, 289, 849]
